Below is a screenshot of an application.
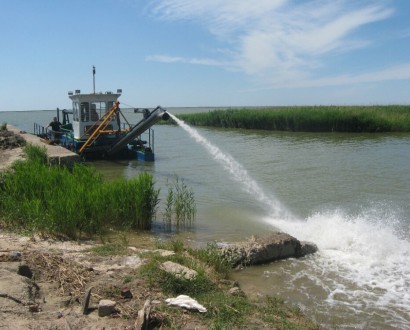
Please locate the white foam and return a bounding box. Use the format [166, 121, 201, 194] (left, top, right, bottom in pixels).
[263, 207, 410, 323]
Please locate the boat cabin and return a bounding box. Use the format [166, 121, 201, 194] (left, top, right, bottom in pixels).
[68, 89, 122, 140]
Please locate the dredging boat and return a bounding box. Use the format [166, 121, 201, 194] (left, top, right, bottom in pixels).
[34, 87, 169, 161]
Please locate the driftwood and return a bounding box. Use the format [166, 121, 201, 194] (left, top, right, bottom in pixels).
[134, 299, 152, 330]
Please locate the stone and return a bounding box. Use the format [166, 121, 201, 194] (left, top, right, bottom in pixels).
[120, 287, 133, 299]
[220, 232, 318, 267]
[228, 287, 244, 296]
[160, 261, 197, 280]
[17, 264, 33, 279]
[299, 241, 318, 256]
[98, 299, 117, 317]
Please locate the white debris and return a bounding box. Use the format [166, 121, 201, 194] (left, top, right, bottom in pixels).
[165, 295, 207, 313]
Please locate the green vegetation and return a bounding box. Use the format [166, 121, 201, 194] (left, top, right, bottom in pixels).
[88, 242, 128, 256]
[137, 240, 321, 329]
[173, 105, 410, 132]
[163, 176, 196, 229]
[0, 145, 159, 239]
[1, 122, 7, 131]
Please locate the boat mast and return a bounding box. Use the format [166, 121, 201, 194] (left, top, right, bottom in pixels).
[93, 66, 96, 94]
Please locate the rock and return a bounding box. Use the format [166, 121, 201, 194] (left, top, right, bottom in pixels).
[17, 264, 33, 279]
[220, 232, 318, 267]
[160, 261, 197, 280]
[228, 287, 244, 296]
[299, 241, 318, 256]
[120, 287, 133, 299]
[98, 299, 117, 317]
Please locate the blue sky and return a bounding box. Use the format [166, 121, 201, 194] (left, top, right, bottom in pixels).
[1, 0, 410, 111]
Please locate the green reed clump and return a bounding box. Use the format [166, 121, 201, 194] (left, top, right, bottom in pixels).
[0, 145, 159, 238]
[175, 105, 410, 132]
[106, 173, 160, 230]
[163, 176, 196, 229]
[1, 122, 7, 131]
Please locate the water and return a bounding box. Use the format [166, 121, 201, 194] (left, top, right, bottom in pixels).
[2, 109, 410, 329]
[169, 113, 292, 220]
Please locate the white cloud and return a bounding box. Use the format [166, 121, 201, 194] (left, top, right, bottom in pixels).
[146, 54, 224, 66]
[147, 0, 399, 88]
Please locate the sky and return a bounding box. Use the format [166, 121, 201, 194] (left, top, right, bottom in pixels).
[1, 0, 410, 111]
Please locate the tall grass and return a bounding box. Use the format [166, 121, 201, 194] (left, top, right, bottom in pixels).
[0, 145, 159, 238]
[174, 105, 410, 132]
[163, 176, 196, 229]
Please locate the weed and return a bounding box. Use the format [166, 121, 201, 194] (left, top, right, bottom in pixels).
[190, 242, 232, 277]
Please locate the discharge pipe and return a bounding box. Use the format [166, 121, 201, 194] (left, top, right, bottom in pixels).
[106, 106, 169, 156]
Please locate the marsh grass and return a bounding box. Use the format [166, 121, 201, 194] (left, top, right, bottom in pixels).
[163, 176, 196, 229]
[0, 145, 160, 238]
[174, 105, 410, 132]
[1, 122, 7, 131]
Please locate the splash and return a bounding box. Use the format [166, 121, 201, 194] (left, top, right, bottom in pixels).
[169, 113, 292, 219]
[263, 207, 410, 328]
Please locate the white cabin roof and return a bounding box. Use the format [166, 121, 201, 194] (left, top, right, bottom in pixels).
[68, 91, 121, 103]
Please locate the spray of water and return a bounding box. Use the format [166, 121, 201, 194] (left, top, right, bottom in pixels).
[169, 113, 292, 220]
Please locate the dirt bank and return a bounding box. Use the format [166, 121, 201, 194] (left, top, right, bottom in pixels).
[0, 232, 156, 329]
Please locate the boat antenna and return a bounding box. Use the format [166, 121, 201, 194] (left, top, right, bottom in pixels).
[93, 66, 96, 94]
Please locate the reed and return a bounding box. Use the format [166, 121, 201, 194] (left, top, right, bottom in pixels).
[0, 145, 159, 238]
[174, 105, 410, 132]
[163, 176, 196, 229]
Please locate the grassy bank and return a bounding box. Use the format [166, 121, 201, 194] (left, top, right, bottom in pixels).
[0, 145, 160, 238]
[173, 105, 410, 132]
[91, 239, 322, 329]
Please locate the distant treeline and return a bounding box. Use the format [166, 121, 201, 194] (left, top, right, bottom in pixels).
[173, 106, 410, 132]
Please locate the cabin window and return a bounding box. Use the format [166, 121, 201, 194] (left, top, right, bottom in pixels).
[91, 102, 106, 121]
[73, 102, 79, 121]
[80, 102, 90, 122]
